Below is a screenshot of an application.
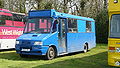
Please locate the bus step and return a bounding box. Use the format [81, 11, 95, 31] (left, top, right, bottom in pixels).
[59, 52, 68, 56]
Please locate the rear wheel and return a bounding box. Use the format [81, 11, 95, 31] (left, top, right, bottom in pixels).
[83, 44, 88, 53]
[45, 47, 56, 60]
[19, 54, 28, 58]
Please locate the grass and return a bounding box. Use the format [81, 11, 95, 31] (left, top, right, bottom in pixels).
[0, 44, 115, 68]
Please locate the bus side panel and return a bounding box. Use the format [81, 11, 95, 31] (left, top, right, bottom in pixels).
[43, 33, 59, 54]
[0, 39, 16, 49]
[91, 21, 96, 48]
[77, 20, 86, 32]
[91, 22, 95, 32]
[67, 33, 96, 53]
[0, 26, 24, 49]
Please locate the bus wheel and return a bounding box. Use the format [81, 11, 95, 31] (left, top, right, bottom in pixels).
[19, 54, 28, 58]
[45, 47, 56, 60]
[83, 44, 88, 53]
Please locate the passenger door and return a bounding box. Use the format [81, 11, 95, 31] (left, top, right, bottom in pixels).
[58, 19, 67, 54]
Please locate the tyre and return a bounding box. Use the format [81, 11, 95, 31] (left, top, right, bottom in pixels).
[83, 44, 88, 53]
[45, 47, 56, 60]
[19, 54, 28, 58]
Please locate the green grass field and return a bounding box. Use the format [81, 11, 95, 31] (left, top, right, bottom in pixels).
[0, 44, 115, 68]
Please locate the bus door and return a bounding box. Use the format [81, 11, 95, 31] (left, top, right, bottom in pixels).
[58, 19, 67, 54]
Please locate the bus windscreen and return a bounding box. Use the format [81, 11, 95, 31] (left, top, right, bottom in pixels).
[110, 14, 120, 38]
[24, 18, 52, 34]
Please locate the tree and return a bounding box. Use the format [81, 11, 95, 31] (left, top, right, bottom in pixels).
[0, 0, 109, 43]
[95, 9, 108, 43]
[0, 0, 3, 8]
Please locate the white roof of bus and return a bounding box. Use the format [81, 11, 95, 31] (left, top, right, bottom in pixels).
[12, 12, 25, 15]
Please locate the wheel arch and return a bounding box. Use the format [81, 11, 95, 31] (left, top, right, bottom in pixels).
[85, 42, 89, 49]
[49, 44, 58, 57]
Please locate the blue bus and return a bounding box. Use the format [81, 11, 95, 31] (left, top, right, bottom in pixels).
[15, 9, 96, 60]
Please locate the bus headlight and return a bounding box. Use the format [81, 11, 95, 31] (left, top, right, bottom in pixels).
[114, 0, 118, 3]
[16, 41, 20, 44]
[109, 47, 115, 52]
[34, 42, 43, 45]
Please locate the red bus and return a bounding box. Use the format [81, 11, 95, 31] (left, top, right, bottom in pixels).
[0, 9, 25, 49]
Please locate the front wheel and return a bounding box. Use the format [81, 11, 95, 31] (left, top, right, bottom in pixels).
[45, 47, 56, 60]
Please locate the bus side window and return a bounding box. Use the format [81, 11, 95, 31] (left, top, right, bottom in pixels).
[13, 14, 24, 21]
[0, 15, 13, 26]
[14, 21, 25, 27]
[0, 16, 5, 25]
[86, 21, 91, 32]
[13, 14, 25, 27]
[5, 20, 13, 26]
[68, 18, 78, 33]
[0, 21, 5, 25]
[52, 20, 58, 33]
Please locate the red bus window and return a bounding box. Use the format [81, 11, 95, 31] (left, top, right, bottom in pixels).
[5, 20, 13, 26]
[48, 22, 51, 28]
[14, 21, 25, 27]
[31, 23, 35, 30]
[44, 29, 47, 32]
[28, 23, 35, 31]
[39, 19, 47, 28]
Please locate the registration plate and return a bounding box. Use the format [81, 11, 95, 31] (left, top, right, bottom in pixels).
[115, 61, 120, 66]
[116, 48, 120, 52]
[21, 49, 30, 51]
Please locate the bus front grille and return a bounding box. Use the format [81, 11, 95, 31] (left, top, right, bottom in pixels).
[22, 41, 31, 45]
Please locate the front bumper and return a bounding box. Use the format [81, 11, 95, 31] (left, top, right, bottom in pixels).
[15, 45, 49, 55]
[108, 52, 120, 67]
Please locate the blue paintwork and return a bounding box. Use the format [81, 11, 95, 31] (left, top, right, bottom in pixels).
[15, 32, 59, 55]
[29, 9, 94, 22]
[17, 34, 50, 41]
[29, 10, 51, 17]
[67, 33, 96, 53]
[15, 9, 96, 56]
[77, 20, 86, 32]
[15, 34, 50, 55]
[91, 22, 95, 32]
[55, 12, 94, 22]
